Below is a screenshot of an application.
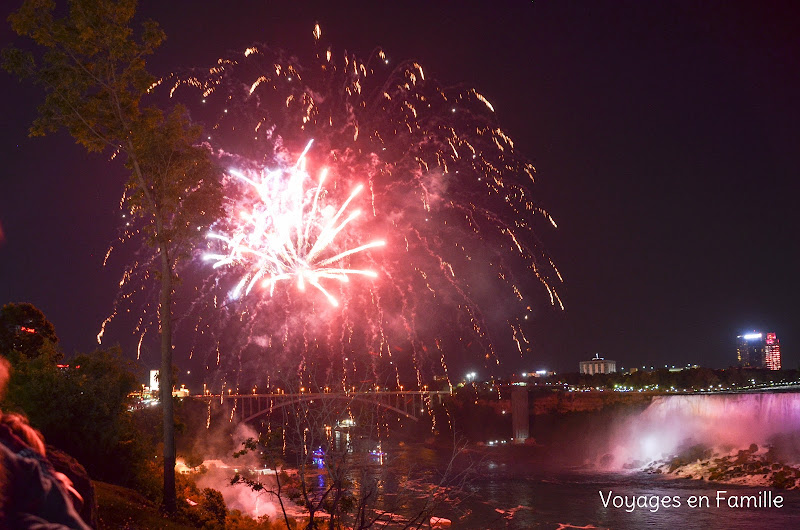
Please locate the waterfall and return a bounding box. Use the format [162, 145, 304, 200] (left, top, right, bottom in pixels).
[606, 393, 800, 468]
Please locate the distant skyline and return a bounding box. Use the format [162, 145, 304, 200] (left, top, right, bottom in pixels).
[1, 1, 798, 387]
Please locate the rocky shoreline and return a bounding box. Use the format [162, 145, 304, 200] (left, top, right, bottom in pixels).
[643, 442, 800, 489]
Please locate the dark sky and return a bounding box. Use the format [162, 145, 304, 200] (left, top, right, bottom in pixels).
[1, 1, 798, 380]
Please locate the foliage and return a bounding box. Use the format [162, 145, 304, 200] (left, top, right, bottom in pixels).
[2, 0, 222, 266]
[3, 0, 164, 152]
[200, 488, 228, 527]
[94, 480, 197, 530]
[175, 473, 227, 529]
[4, 0, 224, 512]
[134, 453, 166, 502]
[0, 302, 61, 361]
[98, 476, 284, 529]
[2, 344, 151, 488]
[125, 105, 223, 259]
[226, 510, 286, 530]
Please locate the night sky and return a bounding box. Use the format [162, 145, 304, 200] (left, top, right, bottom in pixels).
[1, 1, 798, 383]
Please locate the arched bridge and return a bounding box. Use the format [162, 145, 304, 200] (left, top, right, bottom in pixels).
[202, 390, 451, 423]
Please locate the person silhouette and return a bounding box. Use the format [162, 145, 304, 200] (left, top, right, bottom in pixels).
[0, 357, 90, 529]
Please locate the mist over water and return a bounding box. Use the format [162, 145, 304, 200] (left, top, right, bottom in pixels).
[170, 392, 800, 527]
[194, 460, 283, 519]
[187, 422, 291, 519]
[604, 393, 800, 469]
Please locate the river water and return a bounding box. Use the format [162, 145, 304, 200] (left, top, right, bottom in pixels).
[423, 449, 800, 529]
[206, 440, 800, 528]
[212, 391, 800, 528]
[429, 391, 800, 528]
[448, 469, 800, 529]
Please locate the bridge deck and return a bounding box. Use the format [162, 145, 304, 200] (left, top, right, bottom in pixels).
[200, 390, 451, 423]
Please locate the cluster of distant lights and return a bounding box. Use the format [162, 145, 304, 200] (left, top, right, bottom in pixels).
[520, 370, 549, 378]
[568, 379, 800, 393]
[125, 368, 799, 399]
[124, 375, 800, 412]
[453, 368, 800, 394]
[461, 369, 550, 383]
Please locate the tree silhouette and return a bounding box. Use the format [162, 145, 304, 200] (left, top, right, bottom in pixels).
[3, 0, 223, 511]
[0, 302, 61, 361]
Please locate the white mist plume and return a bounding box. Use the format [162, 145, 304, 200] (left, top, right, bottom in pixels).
[193, 422, 282, 518]
[605, 393, 800, 468]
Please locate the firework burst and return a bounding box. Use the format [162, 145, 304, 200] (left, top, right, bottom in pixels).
[135, 25, 564, 390]
[204, 140, 385, 306]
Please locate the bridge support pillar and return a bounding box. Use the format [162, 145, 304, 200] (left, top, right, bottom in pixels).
[511, 388, 529, 444]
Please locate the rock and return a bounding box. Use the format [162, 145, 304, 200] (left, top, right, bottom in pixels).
[623, 459, 643, 470]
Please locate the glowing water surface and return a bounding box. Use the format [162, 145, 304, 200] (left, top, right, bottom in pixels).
[450, 467, 800, 529]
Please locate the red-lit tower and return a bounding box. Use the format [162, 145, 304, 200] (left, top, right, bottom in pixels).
[765, 332, 781, 371]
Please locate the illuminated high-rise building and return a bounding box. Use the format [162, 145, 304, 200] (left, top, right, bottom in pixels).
[737, 332, 764, 368]
[736, 331, 781, 370]
[765, 333, 781, 371]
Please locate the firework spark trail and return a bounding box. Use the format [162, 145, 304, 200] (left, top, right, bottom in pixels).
[106, 26, 567, 397]
[204, 141, 385, 308]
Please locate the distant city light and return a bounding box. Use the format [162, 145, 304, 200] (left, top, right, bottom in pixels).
[742, 333, 762, 340]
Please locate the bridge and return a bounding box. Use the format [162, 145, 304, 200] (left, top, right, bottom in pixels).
[201, 390, 451, 423]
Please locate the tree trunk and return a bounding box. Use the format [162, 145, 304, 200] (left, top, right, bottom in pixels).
[159, 243, 176, 513]
[125, 142, 177, 513]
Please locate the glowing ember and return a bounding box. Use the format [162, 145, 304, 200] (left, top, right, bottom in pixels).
[204, 141, 385, 306]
